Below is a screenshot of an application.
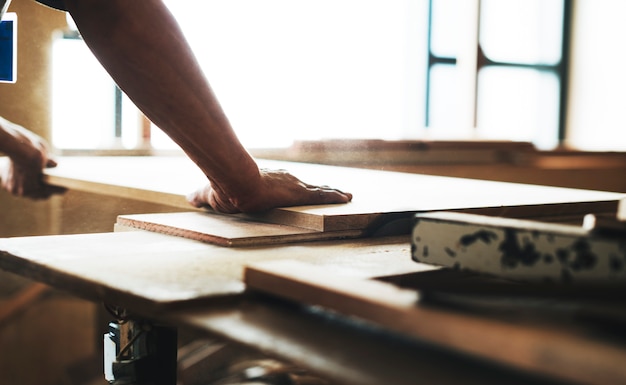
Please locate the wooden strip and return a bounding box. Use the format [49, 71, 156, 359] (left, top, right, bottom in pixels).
[244, 260, 626, 385]
[116, 212, 363, 247]
[291, 139, 537, 152]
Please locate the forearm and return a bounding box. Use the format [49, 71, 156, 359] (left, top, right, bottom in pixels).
[63, 0, 261, 205]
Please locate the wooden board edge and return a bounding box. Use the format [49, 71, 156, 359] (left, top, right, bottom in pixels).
[43, 173, 194, 210]
[244, 260, 626, 385]
[116, 216, 365, 247]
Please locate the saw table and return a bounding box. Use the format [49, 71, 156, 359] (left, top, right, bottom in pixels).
[1, 155, 625, 385]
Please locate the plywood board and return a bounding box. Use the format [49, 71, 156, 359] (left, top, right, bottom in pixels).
[43, 156, 624, 231]
[245, 259, 626, 385]
[116, 211, 362, 247]
[0, 231, 430, 314]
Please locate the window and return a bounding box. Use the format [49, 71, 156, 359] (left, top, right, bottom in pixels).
[52, 0, 426, 151]
[50, 1, 626, 152]
[567, 0, 626, 151]
[426, 0, 568, 149]
[51, 28, 146, 150]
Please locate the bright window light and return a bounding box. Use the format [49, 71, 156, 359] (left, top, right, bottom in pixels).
[51, 1, 624, 152]
[160, 0, 426, 148]
[51, 37, 116, 149]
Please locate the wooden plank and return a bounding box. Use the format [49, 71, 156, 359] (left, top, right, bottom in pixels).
[290, 138, 537, 152]
[278, 139, 537, 166]
[411, 212, 626, 284]
[0, 231, 431, 314]
[172, 298, 555, 385]
[42, 156, 206, 209]
[116, 211, 363, 247]
[244, 259, 626, 385]
[43, 156, 623, 232]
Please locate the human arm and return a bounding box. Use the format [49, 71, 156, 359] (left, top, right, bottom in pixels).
[0, 117, 65, 199]
[63, 0, 351, 213]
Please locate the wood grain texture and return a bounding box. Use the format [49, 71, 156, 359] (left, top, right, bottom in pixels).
[0, 231, 431, 314]
[245, 260, 626, 385]
[116, 212, 363, 247]
[43, 156, 623, 231]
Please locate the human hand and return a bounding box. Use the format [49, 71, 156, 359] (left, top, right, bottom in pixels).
[0, 157, 66, 199]
[187, 168, 353, 213]
[0, 120, 66, 199]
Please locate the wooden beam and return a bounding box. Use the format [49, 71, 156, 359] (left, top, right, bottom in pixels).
[245, 260, 626, 385]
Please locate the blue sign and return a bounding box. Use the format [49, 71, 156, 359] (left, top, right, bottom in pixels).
[0, 13, 16, 83]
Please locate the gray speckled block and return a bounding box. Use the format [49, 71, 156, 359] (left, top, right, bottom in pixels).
[411, 212, 626, 284]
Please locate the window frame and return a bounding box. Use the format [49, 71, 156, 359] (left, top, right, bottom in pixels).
[424, 0, 573, 143]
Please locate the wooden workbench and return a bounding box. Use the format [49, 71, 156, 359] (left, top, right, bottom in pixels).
[1, 155, 625, 385]
[0, 229, 583, 385]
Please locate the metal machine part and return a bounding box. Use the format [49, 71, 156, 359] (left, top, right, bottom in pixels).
[104, 311, 177, 385]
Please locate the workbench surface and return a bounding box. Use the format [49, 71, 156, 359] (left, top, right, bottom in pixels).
[2, 155, 625, 385]
[0, 230, 606, 385]
[0, 231, 425, 314]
